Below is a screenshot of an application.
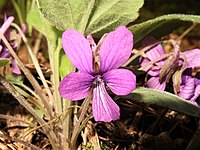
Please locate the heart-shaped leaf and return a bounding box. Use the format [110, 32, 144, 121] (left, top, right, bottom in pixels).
[37, 0, 144, 37]
[124, 87, 200, 117]
[129, 14, 200, 43]
[0, 58, 9, 67]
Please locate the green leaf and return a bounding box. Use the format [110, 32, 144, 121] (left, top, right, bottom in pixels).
[6, 74, 24, 85]
[27, 6, 74, 115]
[125, 87, 200, 117]
[59, 51, 75, 79]
[0, 58, 9, 67]
[26, 6, 62, 45]
[37, 0, 95, 34]
[129, 14, 200, 44]
[85, 0, 144, 37]
[37, 0, 144, 37]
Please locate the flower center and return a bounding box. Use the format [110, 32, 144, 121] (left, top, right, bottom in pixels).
[93, 75, 103, 85]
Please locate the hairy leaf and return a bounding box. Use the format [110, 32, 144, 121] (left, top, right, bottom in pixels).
[27, 6, 72, 81]
[37, 0, 144, 37]
[85, 0, 144, 37]
[125, 87, 200, 117]
[27, 6, 61, 45]
[129, 14, 200, 43]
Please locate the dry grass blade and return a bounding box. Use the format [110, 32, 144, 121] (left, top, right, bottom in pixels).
[0, 131, 40, 150]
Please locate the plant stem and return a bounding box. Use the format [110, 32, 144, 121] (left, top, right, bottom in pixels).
[33, 32, 43, 54]
[71, 90, 92, 149]
[0, 75, 59, 149]
[51, 40, 62, 115]
[176, 23, 197, 42]
[11, 0, 24, 26]
[123, 41, 164, 67]
[11, 23, 55, 119]
[0, 30, 54, 119]
[13, 84, 46, 115]
[13, 82, 40, 99]
[138, 53, 170, 71]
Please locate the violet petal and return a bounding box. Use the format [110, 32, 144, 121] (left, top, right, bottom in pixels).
[0, 16, 14, 34]
[11, 58, 21, 74]
[0, 48, 11, 58]
[179, 75, 195, 100]
[191, 85, 200, 102]
[195, 77, 200, 85]
[140, 57, 161, 76]
[146, 76, 166, 91]
[102, 69, 136, 95]
[92, 82, 120, 122]
[145, 44, 165, 67]
[140, 57, 152, 72]
[148, 68, 161, 76]
[100, 26, 133, 73]
[62, 30, 93, 74]
[140, 37, 165, 76]
[183, 49, 200, 68]
[142, 37, 165, 66]
[59, 72, 94, 100]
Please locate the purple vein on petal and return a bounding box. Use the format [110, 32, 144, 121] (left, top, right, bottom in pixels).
[183, 49, 200, 68]
[146, 76, 166, 91]
[100, 26, 133, 73]
[102, 69, 136, 95]
[179, 75, 195, 100]
[62, 30, 94, 74]
[59, 72, 94, 100]
[92, 82, 120, 122]
[142, 36, 165, 65]
[191, 85, 200, 102]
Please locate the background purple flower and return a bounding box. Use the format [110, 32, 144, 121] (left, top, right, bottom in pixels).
[140, 37, 166, 90]
[140, 37, 200, 104]
[0, 16, 21, 74]
[171, 49, 200, 104]
[59, 26, 136, 122]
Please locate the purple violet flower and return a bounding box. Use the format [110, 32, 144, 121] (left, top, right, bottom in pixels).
[0, 16, 21, 74]
[140, 37, 200, 104]
[140, 37, 167, 90]
[59, 26, 136, 122]
[179, 69, 200, 106]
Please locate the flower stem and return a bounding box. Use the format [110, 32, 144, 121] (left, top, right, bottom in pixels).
[123, 41, 165, 67]
[11, 23, 54, 119]
[0, 30, 54, 119]
[70, 90, 93, 149]
[0, 75, 59, 149]
[46, 37, 63, 116]
[11, 0, 25, 26]
[176, 23, 197, 43]
[138, 53, 171, 71]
